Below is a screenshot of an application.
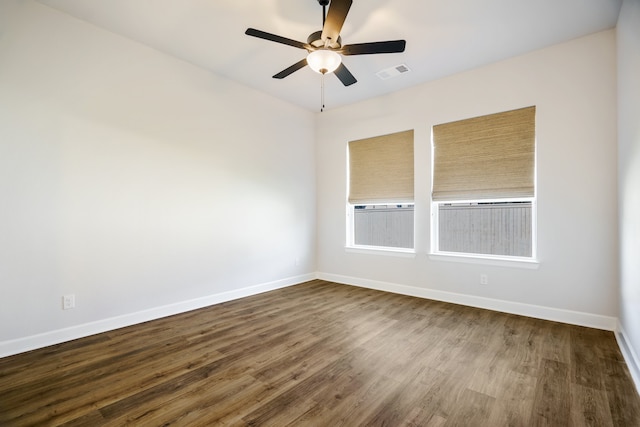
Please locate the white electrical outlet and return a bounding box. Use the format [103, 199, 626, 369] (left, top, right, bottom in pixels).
[63, 294, 75, 310]
[480, 274, 489, 285]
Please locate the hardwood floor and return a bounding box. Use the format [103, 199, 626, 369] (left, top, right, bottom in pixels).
[1, 279, 639, 426]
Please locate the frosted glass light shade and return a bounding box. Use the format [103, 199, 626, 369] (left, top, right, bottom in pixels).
[307, 49, 341, 74]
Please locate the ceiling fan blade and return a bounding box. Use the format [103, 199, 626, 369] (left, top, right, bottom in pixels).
[321, 0, 352, 45]
[273, 58, 308, 79]
[245, 28, 309, 50]
[334, 63, 357, 86]
[341, 40, 407, 56]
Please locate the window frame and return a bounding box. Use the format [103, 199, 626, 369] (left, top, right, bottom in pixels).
[345, 130, 415, 254]
[429, 106, 537, 264]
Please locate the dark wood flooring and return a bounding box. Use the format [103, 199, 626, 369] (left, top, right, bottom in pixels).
[1, 280, 639, 426]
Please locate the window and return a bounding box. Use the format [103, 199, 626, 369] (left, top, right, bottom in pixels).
[431, 106, 536, 259]
[348, 130, 414, 250]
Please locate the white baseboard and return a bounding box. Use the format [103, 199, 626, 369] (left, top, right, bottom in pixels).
[616, 324, 640, 395]
[318, 273, 618, 331]
[0, 273, 316, 359]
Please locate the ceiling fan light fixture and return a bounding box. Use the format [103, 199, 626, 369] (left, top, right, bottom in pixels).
[307, 49, 341, 74]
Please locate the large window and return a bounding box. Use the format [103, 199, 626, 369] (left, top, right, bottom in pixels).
[348, 130, 414, 250]
[431, 106, 536, 260]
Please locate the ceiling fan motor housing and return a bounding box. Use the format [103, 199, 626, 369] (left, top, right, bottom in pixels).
[307, 30, 341, 49]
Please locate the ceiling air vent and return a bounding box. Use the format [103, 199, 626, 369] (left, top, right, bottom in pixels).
[376, 64, 411, 80]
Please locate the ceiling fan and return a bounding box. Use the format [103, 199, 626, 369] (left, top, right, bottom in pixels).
[245, 0, 406, 87]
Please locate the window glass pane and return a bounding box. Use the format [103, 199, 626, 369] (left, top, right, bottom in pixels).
[438, 201, 532, 257]
[354, 205, 414, 249]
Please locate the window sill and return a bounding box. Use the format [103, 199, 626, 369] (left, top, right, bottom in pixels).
[429, 252, 539, 269]
[346, 246, 416, 258]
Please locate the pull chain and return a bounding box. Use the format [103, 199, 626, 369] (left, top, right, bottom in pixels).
[321, 72, 325, 112]
[322, 4, 326, 26]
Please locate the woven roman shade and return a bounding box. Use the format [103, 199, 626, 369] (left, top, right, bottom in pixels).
[348, 130, 414, 204]
[432, 106, 535, 201]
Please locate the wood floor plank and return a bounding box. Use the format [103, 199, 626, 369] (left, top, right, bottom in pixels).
[2, 342, 226, 425]
[103, 373, 266, 426]
[501, 315, 543, 377]
[601, 357, 640, 425]
[241, 349, 365, 425]
[530, 358, 572, 426]
[360, 367, 449, 426]
[443, 388, 496, 426]
[98, 354, 234, 421]
[486, 369, 537, 426]
[571, 325, 607, 390]
[540, 320, 572, 364]
[0, 334, 114, 389]
[1, 280, 639, 426]
[570, 383, 614, 427]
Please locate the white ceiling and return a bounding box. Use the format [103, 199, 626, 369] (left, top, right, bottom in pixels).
[38, 0, 622, 112]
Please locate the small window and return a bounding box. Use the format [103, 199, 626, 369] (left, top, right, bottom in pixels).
[348, 130, 414, 251]
[431, 107, 536, 259]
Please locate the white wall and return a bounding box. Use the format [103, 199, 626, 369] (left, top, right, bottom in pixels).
[317, 30, 619, 326]
[617, 0, 640, 385]
[0, 1, 316, 349]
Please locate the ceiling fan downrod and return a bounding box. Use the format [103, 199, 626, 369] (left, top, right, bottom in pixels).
[319, 0, 329, 26]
